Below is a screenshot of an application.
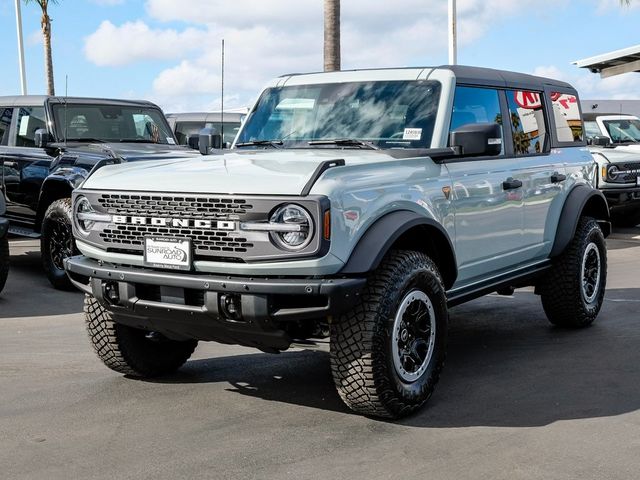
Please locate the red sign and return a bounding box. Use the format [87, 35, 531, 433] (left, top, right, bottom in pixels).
[514, 91, 542, 110]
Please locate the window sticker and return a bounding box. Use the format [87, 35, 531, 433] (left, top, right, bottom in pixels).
[403, 128, 422, 140]
[167, 137, 176, 145]
[19, 116, 30, 136]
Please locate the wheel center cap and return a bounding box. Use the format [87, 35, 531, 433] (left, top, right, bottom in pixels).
[400, 329, 409, 342]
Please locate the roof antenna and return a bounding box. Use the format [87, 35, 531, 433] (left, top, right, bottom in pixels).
[63, 74, 68, 146]
[221, 38, 225, 148]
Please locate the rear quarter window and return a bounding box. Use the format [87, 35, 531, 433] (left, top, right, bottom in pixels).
[550, 93, 583, 143]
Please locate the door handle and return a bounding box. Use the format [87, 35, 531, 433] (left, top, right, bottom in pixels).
[550, 172, 567, 183]
[502, 177, 523, 190]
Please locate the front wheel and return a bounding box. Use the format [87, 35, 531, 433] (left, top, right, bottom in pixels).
[85, 295, 198, 377]
[330, 250, 448, 419]
[41, 198, 76, 290]
[540, 216, 607, 328]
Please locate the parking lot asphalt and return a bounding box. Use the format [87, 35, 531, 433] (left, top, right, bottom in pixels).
[1, 231, 640, 480]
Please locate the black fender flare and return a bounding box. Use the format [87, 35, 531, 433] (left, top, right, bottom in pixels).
[35, 171, 88, 231]
[340, 210, 458, 289]
[550, 185, 611, 258]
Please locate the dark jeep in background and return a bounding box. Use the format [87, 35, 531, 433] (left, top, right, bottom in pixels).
[0, 95, 198, 289]
[0, 194, 8, 294]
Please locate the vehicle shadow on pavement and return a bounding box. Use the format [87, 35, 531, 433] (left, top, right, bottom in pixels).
[0, 246, 83, 318]
[147, 288, 640, 427]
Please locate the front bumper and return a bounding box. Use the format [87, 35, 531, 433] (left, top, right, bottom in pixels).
[601, 186, 640, 208]
[64, 255, 365, 351]
[0, 218, 8, 238]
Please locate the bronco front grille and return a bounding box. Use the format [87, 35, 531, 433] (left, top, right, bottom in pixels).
[97, 193, 254, 218]
[96, 193, 255, 258]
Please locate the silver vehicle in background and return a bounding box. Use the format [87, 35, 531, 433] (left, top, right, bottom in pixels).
[584, 113, 640, 226]
[166, 112, 245, 148]
[65, 66, 610, 419]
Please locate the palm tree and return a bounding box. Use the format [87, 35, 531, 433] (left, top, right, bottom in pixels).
[324, 0, 340, 71]
[24, 0, 57, 95]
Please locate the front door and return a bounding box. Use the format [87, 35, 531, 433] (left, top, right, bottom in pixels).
[446, 86, 525, 287]
[3, 106, 53, 226]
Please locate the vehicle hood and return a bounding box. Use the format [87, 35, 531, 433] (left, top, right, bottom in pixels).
[82, 149, 402, 195]
[64, 142, 199, 162]
[589, 146, 640, 165]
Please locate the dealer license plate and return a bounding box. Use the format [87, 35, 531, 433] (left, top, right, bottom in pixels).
[144, 237, 192, 271]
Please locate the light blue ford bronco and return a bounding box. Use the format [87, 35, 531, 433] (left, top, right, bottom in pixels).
[65, 66, 610, 418]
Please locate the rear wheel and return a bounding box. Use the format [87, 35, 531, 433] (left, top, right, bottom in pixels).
[330, 250, 448, 418]
[41, 198, 76, 290]
[0, 236, 9, 294]
[540, 217, 607, 328]
[84, 295, 198, 377]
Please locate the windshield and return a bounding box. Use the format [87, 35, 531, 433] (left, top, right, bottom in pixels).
[52, 104, 176, 144]
[237, 80, 441, 149]
[602, 119, 640, 143]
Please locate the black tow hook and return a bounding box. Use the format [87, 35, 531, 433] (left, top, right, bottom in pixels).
[102, 281, 120, 305]
[220, 293, 243, 321]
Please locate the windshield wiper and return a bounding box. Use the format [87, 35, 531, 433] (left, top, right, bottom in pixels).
[235, 140, 283, 149]
[308, 138, 379, 150]
[65, 138, 106, 143]
[118, 139, 160, 143]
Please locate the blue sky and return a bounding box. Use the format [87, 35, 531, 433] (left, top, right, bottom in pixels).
[1, 0, 640, 112]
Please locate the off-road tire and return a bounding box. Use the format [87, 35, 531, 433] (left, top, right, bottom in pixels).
[84, 295, 198, 377]
[540, 216, 607, 328]
[41, 198, 76, 290]
[0, 236, 9, 294]
[330, 250, 448, 418]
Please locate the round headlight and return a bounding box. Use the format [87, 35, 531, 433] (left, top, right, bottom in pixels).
[607, 165, 619, 180]
[75, 196, 95, 235]
[269, 204, 313, 250]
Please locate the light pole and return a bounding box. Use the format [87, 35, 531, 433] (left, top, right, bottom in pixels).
[15, 0, 27, 95]
[448, 0, 457, 65]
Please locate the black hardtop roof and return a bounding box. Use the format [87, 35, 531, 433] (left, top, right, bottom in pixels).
[0, 95, 161, 109]
[278, 65, 576, 91]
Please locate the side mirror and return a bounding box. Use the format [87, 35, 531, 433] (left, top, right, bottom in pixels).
[590, 135, 611, 147]
[187, 134, 200, 150]
[450, 123, 502, 157]
[35, 128, 52, 149]
[198, 127, 222, 155]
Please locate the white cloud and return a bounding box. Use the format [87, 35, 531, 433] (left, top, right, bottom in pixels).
[27, 29, 42, 47]
[85, 0, 573, 111]
[84, 20, 205, 66]
[534, 64, 640, 100]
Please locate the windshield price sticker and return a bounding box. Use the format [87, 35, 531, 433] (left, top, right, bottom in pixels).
[403, 128, 422, 140]
[144, 237, 192, 270]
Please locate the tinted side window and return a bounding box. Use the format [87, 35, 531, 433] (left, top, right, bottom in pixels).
[15, 106, 46, 147]
[506, 90, 548, 155]
[550, 92, 583, 142]
[0, 107, 12, 146]
[584, 121, 602, 139]
[449, 86, 504, 155]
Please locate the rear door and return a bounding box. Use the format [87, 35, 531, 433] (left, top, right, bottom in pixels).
[3, 105, 53, 226]
[503, 89, 566, 261]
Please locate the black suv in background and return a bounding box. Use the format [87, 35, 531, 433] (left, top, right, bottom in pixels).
[0, 96, 198, 289]
[0, 194, 8, 294]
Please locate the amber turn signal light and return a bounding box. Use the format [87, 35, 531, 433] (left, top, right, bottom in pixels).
[323, 210, 331, 240]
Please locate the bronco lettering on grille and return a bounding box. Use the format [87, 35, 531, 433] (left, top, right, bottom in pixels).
[112, 216, 236, 230]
